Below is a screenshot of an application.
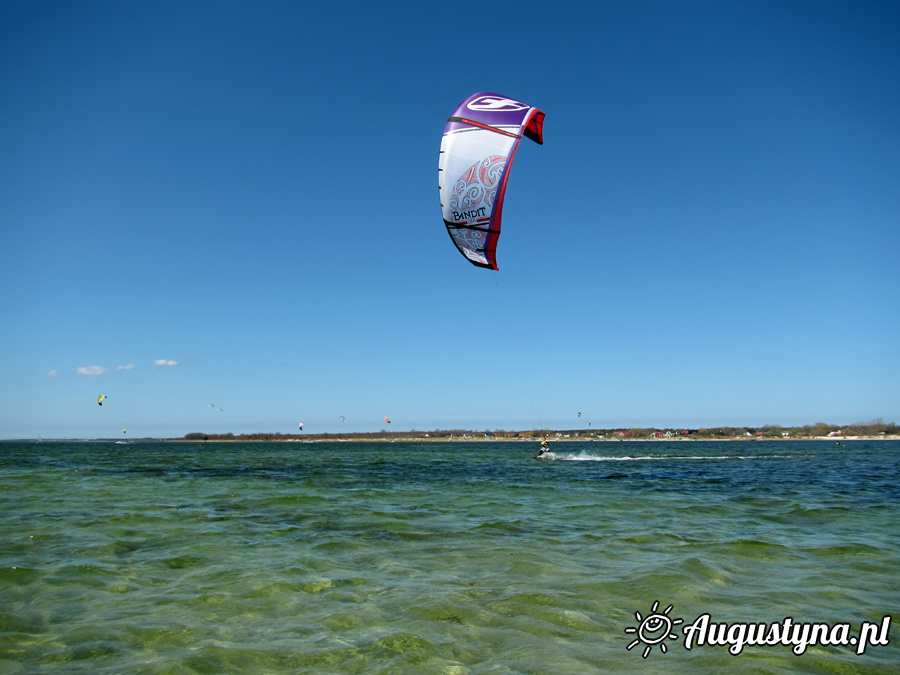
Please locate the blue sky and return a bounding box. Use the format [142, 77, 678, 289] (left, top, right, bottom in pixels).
[2, 0, 898, 439]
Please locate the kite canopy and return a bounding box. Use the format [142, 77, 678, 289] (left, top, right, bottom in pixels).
[438, 92, 545, 270]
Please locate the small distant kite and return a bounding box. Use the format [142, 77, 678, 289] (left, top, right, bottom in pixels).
[577, 412, 581, 417]
[339, 416, 345, 422]
[98, 395, 107, 406]
[208, 403, 215, 408]
[122, 428, 127, 434]
[298, 422, 304, 431]
[384, 417, 391, 424]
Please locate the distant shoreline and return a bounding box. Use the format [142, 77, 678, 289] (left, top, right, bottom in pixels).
[10, 421, 900, 444]
[168, 435, 900, 443]
[12, 435, 899, 443]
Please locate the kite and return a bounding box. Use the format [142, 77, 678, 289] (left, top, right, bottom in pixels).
[438, 92, 545, 270]
[298, 422, 304, 431]
[97, 395, 107, 406]
[384, 417, 391, 424]
[339, 416, 345, 423]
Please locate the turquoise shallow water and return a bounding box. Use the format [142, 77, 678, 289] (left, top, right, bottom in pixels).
[0, 439, 897, 673]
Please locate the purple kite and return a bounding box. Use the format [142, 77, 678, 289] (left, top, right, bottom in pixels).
[438, 93, 545, 270]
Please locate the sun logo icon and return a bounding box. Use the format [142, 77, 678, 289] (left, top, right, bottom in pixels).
[625, 600, 683, 658]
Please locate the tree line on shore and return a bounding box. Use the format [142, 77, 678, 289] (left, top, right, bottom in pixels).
[182, 419, 898, 442]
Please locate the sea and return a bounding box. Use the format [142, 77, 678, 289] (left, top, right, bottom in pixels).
[0, 439, 897, 674]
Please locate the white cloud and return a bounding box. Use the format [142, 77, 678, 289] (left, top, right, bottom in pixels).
[48, 370, 60, 377]
[154, 359, 178, 367]
[117, 364, 135, 371]
[77, 365, 108, 376]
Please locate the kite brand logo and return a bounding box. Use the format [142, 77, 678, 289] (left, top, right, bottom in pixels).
[452, 207, 488, 222]
[467, 95, 529, 113]
[625, 601, 892, 659]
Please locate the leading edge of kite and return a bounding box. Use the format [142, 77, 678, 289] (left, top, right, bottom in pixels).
[438, 92, 545, 270]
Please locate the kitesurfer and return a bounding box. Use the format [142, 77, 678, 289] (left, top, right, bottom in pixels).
[537, 439, 550, 457]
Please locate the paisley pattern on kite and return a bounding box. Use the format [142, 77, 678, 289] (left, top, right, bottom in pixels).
[438, 92, 545, 270]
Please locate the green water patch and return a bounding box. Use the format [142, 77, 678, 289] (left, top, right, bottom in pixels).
[2, 440, 897, 673]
